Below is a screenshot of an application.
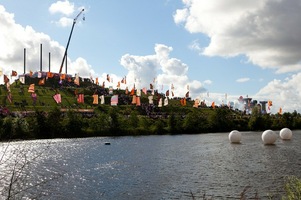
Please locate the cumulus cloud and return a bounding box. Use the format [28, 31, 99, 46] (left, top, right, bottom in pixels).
[49, 1, 85, 27]
[0, 5, 91, 84]
[254, 73, 301, 113]
[174, 0, 301, 113]
[49, 0, 74, 16]
[120, 44, 206, 98]
[236, 78, 250, 83]
[174, 0, 301, 73]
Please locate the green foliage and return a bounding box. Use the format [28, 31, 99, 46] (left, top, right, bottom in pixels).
[282, 176, 301, 200]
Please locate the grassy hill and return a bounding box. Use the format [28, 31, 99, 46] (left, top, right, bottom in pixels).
[0, 78, 196, 113]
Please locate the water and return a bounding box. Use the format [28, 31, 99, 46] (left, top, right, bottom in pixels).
[1, 131, 301, 199]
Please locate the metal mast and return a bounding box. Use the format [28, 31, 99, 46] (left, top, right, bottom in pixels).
[59, 8, 84, 74]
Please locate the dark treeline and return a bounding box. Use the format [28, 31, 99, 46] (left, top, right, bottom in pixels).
[0, 104, 301, 141]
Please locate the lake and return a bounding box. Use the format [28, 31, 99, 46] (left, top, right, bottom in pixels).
[1, 130, 301, 199]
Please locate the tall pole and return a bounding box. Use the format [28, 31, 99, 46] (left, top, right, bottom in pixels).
[59, 8, 84, 74]
[24, 48, 26, 74]
[65, 52, 67, 74]
[40, 43, 42, 72]
[49, 52, 51, 72]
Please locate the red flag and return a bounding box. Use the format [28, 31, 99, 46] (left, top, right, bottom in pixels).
[130, 88, 135, 96]
[150, 83, 153, 89]
[77, 94, 84, 103]
[166, 90, 169, 97]
[38, 78, 45, 85]
[53, 93, 62, 104]
[4, 75, 9, 84]
[11, 70, 17, 76]
[47, 72, 54, 78]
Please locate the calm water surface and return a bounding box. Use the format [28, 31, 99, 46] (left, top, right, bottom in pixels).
[1, 131, 301, 199]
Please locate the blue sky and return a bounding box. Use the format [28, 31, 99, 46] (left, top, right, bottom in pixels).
[1, 0, 301, 113]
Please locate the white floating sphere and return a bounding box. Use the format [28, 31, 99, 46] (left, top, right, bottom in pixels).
[280, 128, 292, 140]
[229, 130, 241, 143]
[262, 130, 277, 145]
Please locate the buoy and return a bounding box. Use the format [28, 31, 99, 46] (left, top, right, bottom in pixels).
[280, 128, 292, 140]
[104, 142, 111, 145]
[262, 130, 277, 145]
[229, 130, 241, 143]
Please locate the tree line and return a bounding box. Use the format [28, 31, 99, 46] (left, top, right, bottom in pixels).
[0, 104, 301, 141]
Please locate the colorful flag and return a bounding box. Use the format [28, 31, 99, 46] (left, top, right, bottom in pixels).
[74, 74, 80, 86]
[93, 94, 98, 104]
[111, 95, 118, 106]
[77, 94, 84, 103]
[60, 74, 66, 80]
[136, 89, 141, 97]
[158, 98, 162, 107]
[130, 88, 135, 96]
[166, 90, 169, 97]
[38, 78, 45, 85]
[28, 84, 35, 93]
[47, 72, 54, 78]
[150, 83, 153, 90]
[148, 96, 153, 104]
[19, 75, 25, 84]
[164, 97, 168, 106]
[136, 96, 141, 106]
[131, 95, 137, 104]
[31, 92, 37, 103]
[11, 70, 17, 76]
[211, 102, 215, 109]
[100, 95, 105, 104]
[193, 99, 200, 108]
[4, 75, 9, 84]
[278, 107, 282, 115]
[53, 93, 62, 104]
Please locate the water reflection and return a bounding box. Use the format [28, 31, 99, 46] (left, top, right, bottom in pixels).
[0, 131, 300, 199]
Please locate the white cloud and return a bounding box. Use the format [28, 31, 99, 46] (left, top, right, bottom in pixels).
[174, 0, 301, 73]
[254, 73, 301, 113]
[49, 1, 85, 27]
[54, 17, 73, 27]
[203, 80, 212, 85]
[49, 0, 74, 16]
[236, 78, 250, 83]
[0, 5, 91, 84]
[120, 44, 206, 98]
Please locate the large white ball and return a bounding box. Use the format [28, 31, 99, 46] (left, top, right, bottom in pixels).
[280, 128, 292, 140]
[262, 130, 277, 145]
[229, 130, 241, 143]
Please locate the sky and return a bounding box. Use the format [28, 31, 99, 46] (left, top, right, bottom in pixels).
[0, 0, 301, 114]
